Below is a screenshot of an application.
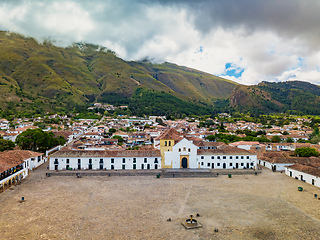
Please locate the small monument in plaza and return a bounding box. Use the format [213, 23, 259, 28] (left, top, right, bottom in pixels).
[181, 214, 202, 229]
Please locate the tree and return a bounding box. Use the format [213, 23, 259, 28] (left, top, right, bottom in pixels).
[111, 135, 124, 145]
[271, 135, 281, 143]
[310, 135, 320, 144]
[205, 135, 216, 142]
[285, 137, 294, 143]
[0, 139, 15, 152]
[295, 147, 319, 157]
[108, 128, 116, 133]
[16, 129, 67, 152]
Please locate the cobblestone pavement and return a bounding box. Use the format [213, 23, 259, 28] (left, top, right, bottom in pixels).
[0, 162, 320, 239]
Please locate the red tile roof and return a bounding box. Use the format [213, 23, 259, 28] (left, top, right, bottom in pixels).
[0, 150, 42, 172]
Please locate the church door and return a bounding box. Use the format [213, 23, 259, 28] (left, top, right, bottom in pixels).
[182, 157, 188, 168]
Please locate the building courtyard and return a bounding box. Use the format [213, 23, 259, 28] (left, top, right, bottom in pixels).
[0, 163, 320, 239]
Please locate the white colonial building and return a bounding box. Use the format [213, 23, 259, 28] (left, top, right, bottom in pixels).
[285, 163, 320, 188]
[0, 150, 43, 193]
[49, 149, 161, 171]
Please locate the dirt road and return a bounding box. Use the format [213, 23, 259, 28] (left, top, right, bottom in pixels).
[0, 163, 319, 239]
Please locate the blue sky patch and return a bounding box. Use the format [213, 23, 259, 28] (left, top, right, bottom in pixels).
[224, 62, 244, 78]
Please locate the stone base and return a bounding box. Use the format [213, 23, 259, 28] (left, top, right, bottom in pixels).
[181, 220, 203, 229]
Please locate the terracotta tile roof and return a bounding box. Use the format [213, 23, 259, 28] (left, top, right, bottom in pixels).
[229, 141, 260, 147]
[157, 128, 182, 141]
[197, 146, 251, 155]
[50, 149, 161, 158]
[258, 152, 320, 165]
[194, 141, 227, 147]
[0, 150, 42, 172]
[53, 130, 73, 139]
[287, 163, 320, 177]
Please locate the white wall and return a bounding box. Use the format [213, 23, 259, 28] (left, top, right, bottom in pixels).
[285, 167, 320, 188]
[30, 155, 45, 169]
[199, 154, 257, 170]
[258, 159, 293, 171]
[164, 138, 198, 168]
[50, 156, 161, 171]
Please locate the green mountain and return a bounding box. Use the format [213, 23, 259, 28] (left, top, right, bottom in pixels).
[230, 81, 320, 115]
[0, 31, 237, 117]
[2, 31, 320, 117]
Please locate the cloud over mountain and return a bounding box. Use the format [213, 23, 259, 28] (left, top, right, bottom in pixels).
[1, 0, 320, 85]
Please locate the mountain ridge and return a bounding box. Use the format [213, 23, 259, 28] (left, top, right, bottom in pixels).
[1, 31, 320, 117]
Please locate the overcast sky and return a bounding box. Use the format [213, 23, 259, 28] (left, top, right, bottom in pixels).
[1, 0, 320, 85]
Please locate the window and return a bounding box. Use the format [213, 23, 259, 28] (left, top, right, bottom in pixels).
[122, 165, 125, 169]
[217, 156, 220, 159]
[207, 163, 210, 167]
[165, 141, 167, 146]
[241, 156, 244, 159]
[247, 156, 249, 159]
[183, 147, 186, 151]
[201, 162, 204, 166]
[179, 148, 181, 152]
[217, 163, 220, 166]
[223, 156, 226, 159]
[144, 158, 147, 163]
[54, 159, 59, 164]
[188, 148, 191, 152]
[229, 163, 232, 166]
[111, 165, 114, 169]
[100, 159, 103, 163]
[201, 156, 204, 159]
[89, 159, 92, 164]
[111, 158, 114, 163]
[154, 158, 158, 163]
[211, 156, 214, 159]
[236, 156, 239, 159]
[241, 163, 244, 166]
[66, 159, 70, 163]
[122, 158, 125, 163]
[78, 159, 81, 164]
[133, 158, 136, 163]
[230, 156, 232, 159]
[169, 141, 171, 146]
[251, 162, 254, 166]
[147, 164, 150, 169]
[141, 164, 144, 169]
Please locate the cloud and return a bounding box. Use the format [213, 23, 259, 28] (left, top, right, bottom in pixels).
[0, 0, 320, 85]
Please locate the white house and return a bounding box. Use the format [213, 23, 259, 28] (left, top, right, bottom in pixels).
[0, 150, 43, 193]
[285, 163, 320, 188]
[49, 149, 161, 171]
[0, 119, 9, 130]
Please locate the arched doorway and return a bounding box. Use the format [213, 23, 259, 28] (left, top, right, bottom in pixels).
[181, 157, 188, 168]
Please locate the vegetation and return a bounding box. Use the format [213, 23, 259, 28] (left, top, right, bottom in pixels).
[205, 132, 270, 144]
[111, 135, 124, 145]
[295, 147, 319, 157]
[0, 31, 237, 118]
[0, 138, 15, 152]
[16, 129, 67, 153]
